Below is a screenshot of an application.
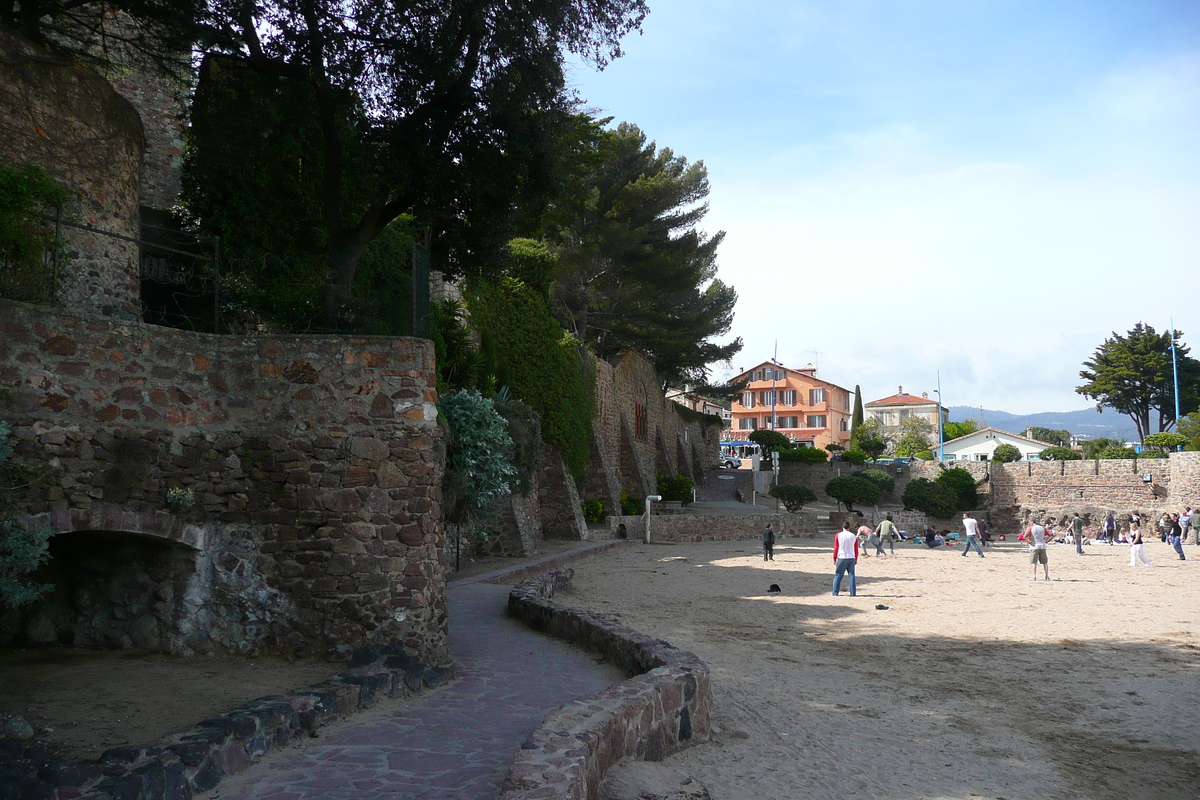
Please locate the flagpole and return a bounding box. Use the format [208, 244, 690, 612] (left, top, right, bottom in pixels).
[1170, 318, 1182, 446]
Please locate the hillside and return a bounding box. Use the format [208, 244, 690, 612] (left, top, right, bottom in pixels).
[945, 406, 1139, 442]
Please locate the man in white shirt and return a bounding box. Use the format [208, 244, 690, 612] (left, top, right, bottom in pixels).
[832, 522, 860, 597]
[1028, 517, 1050, 581]
[961, 512, 985, 558]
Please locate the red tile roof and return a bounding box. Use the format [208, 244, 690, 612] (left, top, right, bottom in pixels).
[866, 393, 936, 407]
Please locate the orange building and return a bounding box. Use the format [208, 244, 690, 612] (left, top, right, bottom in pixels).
[726, 361, 853, 450]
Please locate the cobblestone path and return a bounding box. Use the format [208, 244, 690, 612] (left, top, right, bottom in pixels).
[211, 581, 622, 800]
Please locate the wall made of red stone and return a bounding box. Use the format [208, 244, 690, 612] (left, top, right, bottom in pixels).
[0, 298, 446, 662]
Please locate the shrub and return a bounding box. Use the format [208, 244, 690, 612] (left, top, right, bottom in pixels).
[854, 468, 895, 495]
[1143, 432, 1187, 452]
[824, 475, 880, 511]
[0, 163, 70, 304]
[935, 467, 977, 511]
[991, 443, 1021, 463]
[1039, 446, 1081, 461]
[1099, 446, 1136, 459]
[902, 478, 958, 518]
[842, 449, 868, 465]
[619, 492, 642, 516]
[657, 473, 694, 504]
[770, 484, 818, 512]
[582, 499, 604, 523]
[439, 390, 517, 521]
[748, 430, 791, 456]
[0, 421, 53, 608]
[914, 449, 934, 461]
[824, 443, 844, 453]
[780, 447, 828, 463]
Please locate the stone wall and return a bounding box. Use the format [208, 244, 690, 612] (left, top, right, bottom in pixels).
[585, 350, 722, 516]
[110, 69, 186, 214]
[0, 30, 143, 318]
[0, 298, 446, 661]
[502, 569, 710, 800]
[607, 512, 819, 543]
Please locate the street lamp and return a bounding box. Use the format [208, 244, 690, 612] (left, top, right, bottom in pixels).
[935, 371, 945, 462]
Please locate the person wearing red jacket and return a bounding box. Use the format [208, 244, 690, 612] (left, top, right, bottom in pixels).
[832, 521, 860, 597]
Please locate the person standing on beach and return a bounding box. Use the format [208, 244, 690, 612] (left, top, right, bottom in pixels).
[1103, 511, 1116, 545]
[1181, 507, 1193, 546]
[875, 513, 898, 556]
[1169, 514, 1185, 561]
[1130, 522, 1151, 567]
[961, 512, 985, 558]
[762, 523, 775, 562]
[1069, 512, 1085, 555]
[833, 522, 860, 596]
[1029, 517, 1050, 581]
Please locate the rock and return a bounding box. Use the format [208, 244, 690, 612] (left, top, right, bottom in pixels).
[1, 713, 35, 741]
[25, 613, 58, 644]
[599, 760, 714, 800]
[129, 614, 161, 649]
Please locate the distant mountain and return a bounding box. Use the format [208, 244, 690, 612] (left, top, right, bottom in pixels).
[946, 406, 1139, 442]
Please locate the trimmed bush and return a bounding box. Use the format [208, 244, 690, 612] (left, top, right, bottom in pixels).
[991, 443, 1021, 463]
[1099, 446, 1136, 459]
[780, 447, 828, 463]
[1039, 446, 1081, 461]
[656, 473, 694, 504]
[825, 475, 880, 511]
[902, 478, 958, 518]
[935, 467, 978, 512]
[769, 484, 818, 512]
[582, 499, 604, 523]
[854, 468, 895, 495]
[842, 449, 868, 465]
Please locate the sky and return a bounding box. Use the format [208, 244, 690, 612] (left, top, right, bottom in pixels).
[565, 0, 1200, 415]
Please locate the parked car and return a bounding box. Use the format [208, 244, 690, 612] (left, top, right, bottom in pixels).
[718, 456, 741, 469]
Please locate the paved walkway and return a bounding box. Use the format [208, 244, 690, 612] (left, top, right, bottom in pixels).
[211, 582, 623, 800]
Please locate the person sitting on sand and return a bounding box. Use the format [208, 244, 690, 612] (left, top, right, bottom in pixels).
[924, 525, 938, 548]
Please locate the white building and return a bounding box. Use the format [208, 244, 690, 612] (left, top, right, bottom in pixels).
[939, 428, 1051, 462]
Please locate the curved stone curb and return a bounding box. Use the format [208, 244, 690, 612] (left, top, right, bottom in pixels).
[0, 648, 452, 800]
[501, 569, 712, 800]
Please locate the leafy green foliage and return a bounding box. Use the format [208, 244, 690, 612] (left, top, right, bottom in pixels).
[914, 449, 934, 461]
[849, 385, 864, 446]
[935, 467, 978, 511]
[494, 392, 543, 494]
[894, 416, 933, 457]
[0, 163, 69, 303]
[769, 484, 817, 512]
[656, 473, 693, 504]
[748, 430, 791, 457]
[0, 421, 53, 608]
[467, 277, 593, 478]
[1099, 446, 1137, 459]
[539, 120, 740, 387]
[183, 0, 649, 325]
[439, 390, 517, 521]
[582, 499, 605, 523]
[902, 478, 958, 518]
[824, 476, 880, 511]
[1039, 446, 1082, 461]
[852, 418, 890, 459]
[1143, 432, 1187, 452]
[1077, 323, 1200, 439]
[991, 443, 1022, 463]
[843, 449, 868, 465]
[854, 468, 895, 495]
[1081, 437, 1126, 459]
[1027, 427, 1070, 446]
[1178, 412, 1200, 451]
[619, 492, 642, 515]
[779, 447, 828, 463]
[941, 420, 979, 441]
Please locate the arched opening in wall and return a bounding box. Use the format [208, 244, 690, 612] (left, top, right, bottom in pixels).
[0, 530, 197, 652]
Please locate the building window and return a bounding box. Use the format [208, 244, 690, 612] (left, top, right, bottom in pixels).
[809, 388, 826, 405]
[779, 390, 795, 406]
[752, 370, 762, 381]
[759, 390, 775, 406]
[738, 418, 755, 430]
[807, 415, 827, 428]
[635, 403, 647, 439]
[741, 392, 755, 408]
[777, 416, 799, 428]
[840, 418, 848, 431]
[842, 391, 851, 411]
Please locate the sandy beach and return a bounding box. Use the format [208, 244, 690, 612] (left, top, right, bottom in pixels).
[561, 536, 1200, 800]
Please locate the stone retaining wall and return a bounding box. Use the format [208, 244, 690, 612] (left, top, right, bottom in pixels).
[606, 511, 819, 543]
[0, 648, 450, 799]
[502, 569, 711, 800]
[1, 298, 446, 660]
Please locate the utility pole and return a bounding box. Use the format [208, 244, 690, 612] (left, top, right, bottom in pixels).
[936, 372, 944, 462]
[771, 340, 779, 432]
[1171, 318, 1182, 446]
